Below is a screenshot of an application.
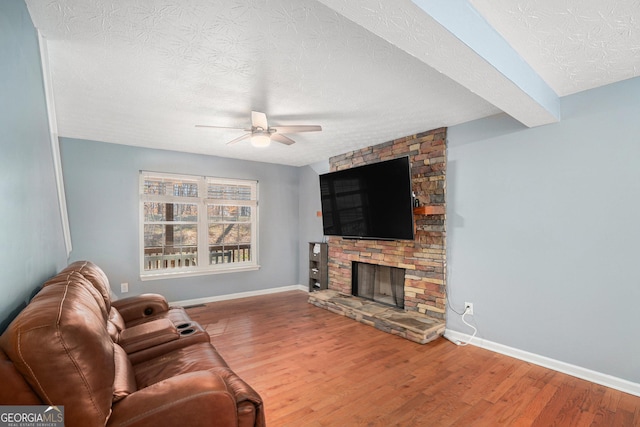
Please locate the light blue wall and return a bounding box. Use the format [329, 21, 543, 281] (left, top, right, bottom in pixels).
[447, 77, 640, 383]
[0, 0, 68, 331]
[60, 138, 301, 302]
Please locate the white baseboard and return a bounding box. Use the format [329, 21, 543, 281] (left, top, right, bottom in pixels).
[444, 329, 640, 397]
[170, 284, 307, 307]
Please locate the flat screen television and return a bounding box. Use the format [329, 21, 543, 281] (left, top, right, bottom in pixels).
[319, 156, 415, 240]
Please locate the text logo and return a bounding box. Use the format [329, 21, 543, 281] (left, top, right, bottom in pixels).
[0, 405, 64, 427]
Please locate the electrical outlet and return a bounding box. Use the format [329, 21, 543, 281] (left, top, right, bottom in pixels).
[464, 302, 473, 315]
[121, 282, 129, 293]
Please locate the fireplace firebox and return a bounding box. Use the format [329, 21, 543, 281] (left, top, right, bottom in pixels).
[352, 261, 405, 309]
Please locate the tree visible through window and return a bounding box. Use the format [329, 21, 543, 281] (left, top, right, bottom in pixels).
[140, 171, 258, 278]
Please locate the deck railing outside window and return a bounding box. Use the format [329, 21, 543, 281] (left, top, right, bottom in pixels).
[143, 244, 252, 271]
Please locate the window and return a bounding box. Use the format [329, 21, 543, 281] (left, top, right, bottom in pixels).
[140, 171, 258, 279]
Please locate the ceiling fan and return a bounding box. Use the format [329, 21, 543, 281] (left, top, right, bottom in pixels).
[196, 111, 322, 147]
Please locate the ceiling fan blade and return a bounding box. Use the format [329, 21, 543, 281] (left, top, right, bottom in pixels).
[195, 124, 249, 131]
[271, 134, 296, 145]
[251, 111, 268, 129]
[226, 133, 251, 145]
[271, 125, 322, 133]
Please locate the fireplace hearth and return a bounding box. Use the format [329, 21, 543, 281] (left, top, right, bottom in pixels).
[308, 290, 445, 344]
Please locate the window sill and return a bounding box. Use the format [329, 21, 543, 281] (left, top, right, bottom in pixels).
[140, 264, 260, 281]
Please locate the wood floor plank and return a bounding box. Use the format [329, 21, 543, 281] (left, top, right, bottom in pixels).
[510, 382, 559, 426]
[187, 291, 640, 426]
[450, 399, 494, 427]
[481, 377, 543, 425]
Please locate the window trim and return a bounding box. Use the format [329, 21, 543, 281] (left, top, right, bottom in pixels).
[139, 171, 259, 280]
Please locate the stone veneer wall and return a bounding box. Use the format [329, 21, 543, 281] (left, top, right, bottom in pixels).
[327, 128, 447, 319]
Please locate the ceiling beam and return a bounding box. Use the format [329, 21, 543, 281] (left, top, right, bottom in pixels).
[315, 0, 560, 127]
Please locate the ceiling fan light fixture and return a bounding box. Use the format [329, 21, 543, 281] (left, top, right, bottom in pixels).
[250, 133, 271, 147]
[196, 111, 321, 147]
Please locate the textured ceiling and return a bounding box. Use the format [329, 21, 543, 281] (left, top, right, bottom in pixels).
[470, 0, 640, 96]
[25, 0, 640, 166]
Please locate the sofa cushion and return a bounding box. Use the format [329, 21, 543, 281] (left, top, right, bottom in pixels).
[113, 344, 137, 403]
[133, 341, 263, 427]
[133, 342, 229, 389]
[107, 371, 239, 427]
[0, 273, 115, 427]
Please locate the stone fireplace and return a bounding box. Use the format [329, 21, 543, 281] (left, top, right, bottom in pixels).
[308, 128, 447, 344]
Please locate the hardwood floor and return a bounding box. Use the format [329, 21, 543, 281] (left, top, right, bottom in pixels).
[186, 291, 640, 426]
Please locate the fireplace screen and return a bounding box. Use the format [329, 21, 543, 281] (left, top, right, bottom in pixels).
[352, 262, 405, 309]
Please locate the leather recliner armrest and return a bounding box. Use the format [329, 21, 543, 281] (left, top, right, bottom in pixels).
[108, 371, 238, 427]
[118, 318, 180, 354]
[111, 294, 170, 323]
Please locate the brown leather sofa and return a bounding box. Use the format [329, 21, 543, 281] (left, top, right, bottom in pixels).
[0, 261, 265, 427]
